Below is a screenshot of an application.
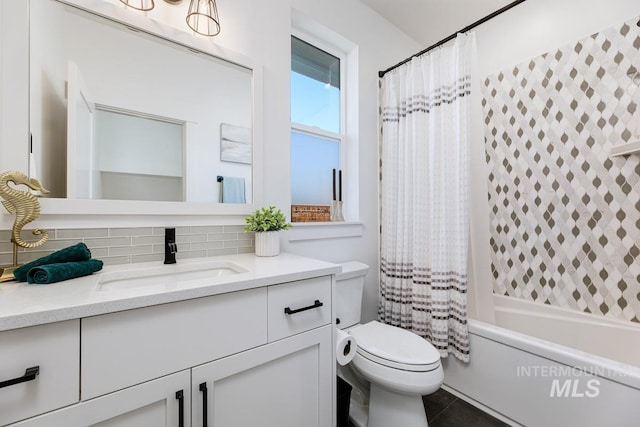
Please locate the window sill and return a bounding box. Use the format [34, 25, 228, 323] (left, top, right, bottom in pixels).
[287, 221, 364, 242]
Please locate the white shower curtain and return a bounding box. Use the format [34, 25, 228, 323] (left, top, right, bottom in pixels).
[378, 33, 474, 362]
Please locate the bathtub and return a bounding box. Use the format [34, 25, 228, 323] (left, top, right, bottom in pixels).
[442, 296, 640, 427]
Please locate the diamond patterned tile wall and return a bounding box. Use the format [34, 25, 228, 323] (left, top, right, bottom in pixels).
[482, 17, 640, 323]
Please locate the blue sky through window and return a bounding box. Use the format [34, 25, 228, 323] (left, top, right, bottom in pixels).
[291, 71, 340, 134]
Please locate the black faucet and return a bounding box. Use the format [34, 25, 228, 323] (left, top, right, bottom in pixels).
[164, 228, 177, 264]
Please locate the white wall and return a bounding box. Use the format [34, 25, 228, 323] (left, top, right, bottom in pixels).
[474, 0, 640, 78]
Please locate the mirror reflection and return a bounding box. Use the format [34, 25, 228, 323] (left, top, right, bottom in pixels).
[30, 0, 253, 203]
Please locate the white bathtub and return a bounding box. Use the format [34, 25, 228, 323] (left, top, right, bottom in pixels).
[442, 296, 640, 426]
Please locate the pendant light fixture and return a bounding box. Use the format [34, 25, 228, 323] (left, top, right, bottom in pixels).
[119, 0, 221, 37]
[119, 0, 155, 11]
[186, 0, 221, 37]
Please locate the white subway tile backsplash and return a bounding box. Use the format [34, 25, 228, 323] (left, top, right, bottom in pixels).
[131, 235, 164, 246]
[207, 248, 240, 257]
[0, 225, 254, 268]
[223, 240, 253, 249]
[191, 241, 224, 251]
[152, 227, 166, 236]
[110, 227, 153, 237]
[132, 253, 165, 264]
[57, 228, 108, 239]
[176, 234, 207, 243]
[109, 245, 154, 256]
[177, 250, 207, 259]
[175, 227, 191, 235]
[0, 242, 14, 252]
[190, 226, 224, 234]
[102, 256, 131, 266]
[85, 237, 132, 248]
[89, 248, 109, 258]
[207, 233, 240, 242]
[27, 239, 84, 251]
[237, 232, 254, 241]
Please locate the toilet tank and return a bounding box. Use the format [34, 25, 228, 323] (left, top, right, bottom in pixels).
[335, 261, 370, 329]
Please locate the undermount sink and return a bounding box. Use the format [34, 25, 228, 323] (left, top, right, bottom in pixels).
[98, 261, 248, 291]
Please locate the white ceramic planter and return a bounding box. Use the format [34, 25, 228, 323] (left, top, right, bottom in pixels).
[254, 231, 280, 257]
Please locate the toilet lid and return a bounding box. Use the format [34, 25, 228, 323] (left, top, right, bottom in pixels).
[350, 321, 441, 371]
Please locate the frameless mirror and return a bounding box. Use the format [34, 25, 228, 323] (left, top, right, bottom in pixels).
[30, 0, 253, 204]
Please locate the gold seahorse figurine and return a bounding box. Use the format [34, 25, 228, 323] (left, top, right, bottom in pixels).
[0, 171, 49, 282]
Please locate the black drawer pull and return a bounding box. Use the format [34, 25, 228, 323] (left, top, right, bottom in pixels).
[176, 390, 184, 427]
[284, 300, 323, 315]
[199, 382, 208, 427]
[0, 366, 40, 389]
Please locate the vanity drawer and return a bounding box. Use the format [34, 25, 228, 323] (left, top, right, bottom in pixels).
[268, 276, 332, 342]
[81, 287, 267, 400]
[0, 320, 79, 426]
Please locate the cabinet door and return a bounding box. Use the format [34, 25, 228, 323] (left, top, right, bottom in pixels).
[11, 370, 190, 427]
[0, 320, 79, 426]
[193, 325, 333, 427]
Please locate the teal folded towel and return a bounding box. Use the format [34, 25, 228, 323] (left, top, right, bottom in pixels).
[27, 259, 104, 285]
[14, 242, 92, 282]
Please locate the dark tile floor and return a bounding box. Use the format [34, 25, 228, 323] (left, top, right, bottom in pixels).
[423, 388, 510, 427]
[346, 388, 509, 427]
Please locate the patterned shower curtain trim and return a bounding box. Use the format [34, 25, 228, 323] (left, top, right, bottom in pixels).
[378, 33, 475, 362]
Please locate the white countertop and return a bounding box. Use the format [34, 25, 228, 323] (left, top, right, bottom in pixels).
[0, 252, 341, 332]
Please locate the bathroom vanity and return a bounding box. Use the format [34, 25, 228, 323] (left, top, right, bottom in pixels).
[0, 253, 340, 427]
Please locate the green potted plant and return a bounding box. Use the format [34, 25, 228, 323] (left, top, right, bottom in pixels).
[244, 206, 291, 256]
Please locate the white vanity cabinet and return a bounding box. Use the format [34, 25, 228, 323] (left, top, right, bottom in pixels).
[4, 273, 335, 427]
[193, 276, 333, 427]
[12, 370, 191, 427]
[81, 287, 269, 400]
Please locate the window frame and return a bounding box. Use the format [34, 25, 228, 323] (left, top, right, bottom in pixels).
[290, 30, 347, 208]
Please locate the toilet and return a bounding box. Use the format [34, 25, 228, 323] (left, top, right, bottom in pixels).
[336, 262, 444, 427]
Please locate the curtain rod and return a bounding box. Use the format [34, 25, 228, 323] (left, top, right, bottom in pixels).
[378, 0, 526, 78]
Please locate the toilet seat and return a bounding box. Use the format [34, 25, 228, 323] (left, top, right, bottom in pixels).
[350, 321, 441, 372]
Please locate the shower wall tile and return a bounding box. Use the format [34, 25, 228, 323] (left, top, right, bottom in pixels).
[2, 225, 255, 267]
[483, 16, 640, 324]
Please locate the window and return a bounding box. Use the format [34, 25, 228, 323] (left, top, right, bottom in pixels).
[291, 35, 343, 210]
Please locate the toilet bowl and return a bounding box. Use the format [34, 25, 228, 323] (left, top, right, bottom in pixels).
[336, 262, 443, 427]
[349, 321, 443, 427]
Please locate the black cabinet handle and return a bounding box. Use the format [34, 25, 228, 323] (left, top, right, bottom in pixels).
[0, 366, 39, 389]
[284, 300, 323, 315]
[176, 390, 184, 427]
[199, 382, 208, 427]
